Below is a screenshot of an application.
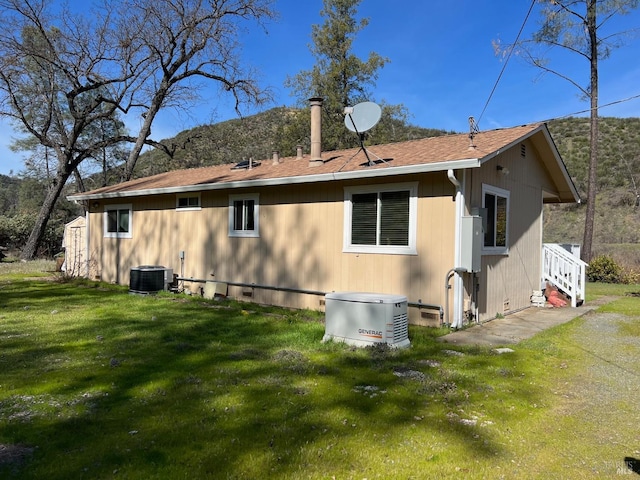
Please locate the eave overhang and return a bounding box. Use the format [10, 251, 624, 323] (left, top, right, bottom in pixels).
[69, 157, 481, 201]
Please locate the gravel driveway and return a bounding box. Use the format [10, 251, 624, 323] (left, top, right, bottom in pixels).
[540, 309, 640, 477]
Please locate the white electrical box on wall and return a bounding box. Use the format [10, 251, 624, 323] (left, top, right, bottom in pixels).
[323, 292, 410, 348]
[461, 216, 483, 273]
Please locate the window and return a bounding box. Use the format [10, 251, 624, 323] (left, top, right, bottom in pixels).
[482, 184, 509, 254]
[104, 204, 132, 238]
[176, 193, 201, 210]
[344, 183, 417, 254]
[229, 194, 259, 237]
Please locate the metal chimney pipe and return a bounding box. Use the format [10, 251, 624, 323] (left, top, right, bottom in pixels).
[296, 144, 303, 160]
[309, 97, 323, 166]
[272, 151, 280, 165]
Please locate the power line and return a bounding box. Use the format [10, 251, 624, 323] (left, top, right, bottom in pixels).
[476, 0, 537, 128]
[557, 93, 640, 119]
[535, 92, 640, 124]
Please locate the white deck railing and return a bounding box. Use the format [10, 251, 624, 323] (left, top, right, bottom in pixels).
[542, 243, 588, 307]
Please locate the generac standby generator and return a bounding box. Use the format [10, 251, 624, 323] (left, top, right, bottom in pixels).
[323, 292, 410, 348]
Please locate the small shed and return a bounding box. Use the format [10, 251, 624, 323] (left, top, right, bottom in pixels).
[62, 216, 87, 277]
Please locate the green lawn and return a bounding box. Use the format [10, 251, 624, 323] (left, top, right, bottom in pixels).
[0, 269, 638, 479]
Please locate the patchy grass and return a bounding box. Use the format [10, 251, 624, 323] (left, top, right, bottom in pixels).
[0, 259, 56, 278]
[586, 281, 640, 302]
[0, 269, 639, 478]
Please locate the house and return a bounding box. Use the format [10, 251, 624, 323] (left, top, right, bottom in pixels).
[68, 99, 583, 327]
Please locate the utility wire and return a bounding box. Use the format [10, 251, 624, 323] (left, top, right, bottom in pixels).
[547, 92, 640, 121]
[476, 0, 536, 128]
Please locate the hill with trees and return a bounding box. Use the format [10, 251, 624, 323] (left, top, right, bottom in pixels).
[132, 107, 453, 177]
[545, 117, 640, 246]
[544, 116, 640, 269]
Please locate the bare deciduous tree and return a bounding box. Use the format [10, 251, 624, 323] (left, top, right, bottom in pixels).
[0, 0, 274, 259]
[117, 0, 275, 181]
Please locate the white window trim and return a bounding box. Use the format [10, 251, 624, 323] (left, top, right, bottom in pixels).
[176, 193, 201, 211]
[482, 184, 510, 255]
[104, 204, 132, 239]
[228, 193, 259, 238]
[343, 182, 418, 255]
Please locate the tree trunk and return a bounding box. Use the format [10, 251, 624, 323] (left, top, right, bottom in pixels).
[581, 0, 598, 263]
[122, 89, 166, 181]
[20, 170, 71, 260]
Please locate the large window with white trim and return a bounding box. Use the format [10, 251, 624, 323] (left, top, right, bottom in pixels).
[229, 193, 259, 237]
[482, 184, 509, 254]
[104, 204, 132, 239]
[344, 183, 417, 254]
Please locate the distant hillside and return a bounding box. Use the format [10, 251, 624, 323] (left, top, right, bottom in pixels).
[544, 117, 640, 257]
[133, 107, 452, 178]
[0, 174, 21, 215]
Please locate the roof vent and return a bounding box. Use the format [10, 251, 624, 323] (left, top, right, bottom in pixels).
[468, 116, 479, 148]
[520, 143, 526, 158]
[232, 157, 260, 170]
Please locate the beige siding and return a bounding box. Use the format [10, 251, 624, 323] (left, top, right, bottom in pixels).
[468, 139, 547, 321]
[87, 140, 552, 325]
[88, 173, 457, 323]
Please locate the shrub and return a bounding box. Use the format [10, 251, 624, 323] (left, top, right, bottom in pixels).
[587, 255, 623, 283]
[0, 214, 64, 258]
[621, 267, 640, 285]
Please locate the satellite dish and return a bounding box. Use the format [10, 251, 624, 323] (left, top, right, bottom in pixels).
[343, 102, 385, 167]
[344, 101, 382, 133]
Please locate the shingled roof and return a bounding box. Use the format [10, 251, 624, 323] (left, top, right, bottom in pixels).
[70, 123, 578, 203]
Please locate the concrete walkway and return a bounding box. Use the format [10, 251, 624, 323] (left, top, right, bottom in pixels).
[438, 297, 616, 346]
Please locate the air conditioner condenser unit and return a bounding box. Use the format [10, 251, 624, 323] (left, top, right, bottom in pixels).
[323, 292, 410, 348]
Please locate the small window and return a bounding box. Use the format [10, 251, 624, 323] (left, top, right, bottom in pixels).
[104, 204, 132, 239]
[482, 184, 509, 254]
[176, 193, 201, 210]
[229, 194, 259, 237]
[344, 183, 417, 255]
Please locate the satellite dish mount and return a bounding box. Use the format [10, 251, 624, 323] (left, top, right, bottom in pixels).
[344, 102, 384, 166]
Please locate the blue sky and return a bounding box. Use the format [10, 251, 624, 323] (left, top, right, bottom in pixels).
[1, 0, 639, 176]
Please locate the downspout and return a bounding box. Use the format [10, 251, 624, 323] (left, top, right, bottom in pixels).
[447, 169, 466, 329]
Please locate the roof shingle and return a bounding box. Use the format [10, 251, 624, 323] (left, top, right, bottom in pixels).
[73, 124, 543, 198]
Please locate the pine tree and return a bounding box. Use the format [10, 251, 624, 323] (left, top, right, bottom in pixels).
[283, 0, 395, 152]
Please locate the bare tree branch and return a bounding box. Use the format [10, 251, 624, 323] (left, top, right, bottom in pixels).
[0, 0, 275, 258]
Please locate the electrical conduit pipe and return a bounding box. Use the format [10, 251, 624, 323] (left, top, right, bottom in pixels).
[447, 169, 466, 329]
